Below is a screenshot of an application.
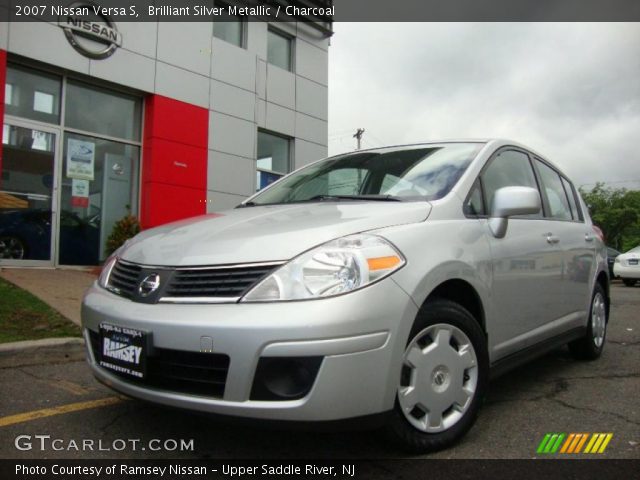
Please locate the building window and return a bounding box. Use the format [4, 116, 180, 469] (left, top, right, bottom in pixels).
[4, 65, 62, 124]
[257, 130, 291, 190]
[213, 3, 245, 47]
[267, 28, 293, 71]
[65, 80, 142, 142]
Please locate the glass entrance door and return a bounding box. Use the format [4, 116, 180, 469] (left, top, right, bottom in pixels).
[59, 132, 139, 266]
[0, 122, 58, 265]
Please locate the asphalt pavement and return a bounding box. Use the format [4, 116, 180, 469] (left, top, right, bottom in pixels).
[0, 283, 638, 460]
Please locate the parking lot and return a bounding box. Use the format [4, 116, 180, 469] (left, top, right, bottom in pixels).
[0, 283, 638, 460]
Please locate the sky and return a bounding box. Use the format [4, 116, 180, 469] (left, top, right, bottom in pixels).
[327, 23, 640, 190]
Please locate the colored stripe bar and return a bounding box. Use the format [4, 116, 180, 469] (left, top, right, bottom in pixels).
[550, 433, 565, 453]
[560, 433, 575, 453]
[590, 434, 606, 453]
[567, 434, 582, 453]
[537, 434, 552, 454]
[574, 433, 589, 453]
[597, 434, 613, 453]
[584, 433, 599, 453]
[544, 434, 559, 453]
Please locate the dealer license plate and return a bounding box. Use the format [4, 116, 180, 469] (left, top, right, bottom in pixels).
[98, 323, 148, 379]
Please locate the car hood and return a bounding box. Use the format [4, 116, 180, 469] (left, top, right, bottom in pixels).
[121, 201, 431, 266]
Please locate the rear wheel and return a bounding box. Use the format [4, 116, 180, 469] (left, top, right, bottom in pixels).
[0, 236, 26, 259]
[387, 299, 488, 453]
[569, 283, 607, 360]
[622, 279, 637, 287]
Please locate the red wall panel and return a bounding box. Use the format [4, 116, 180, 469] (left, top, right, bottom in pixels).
[141, 95, 209, 229]
[142, 138, 207, 188]
[141, 183, 207, 228]
[144, 95, 209, 148]
[0, 50, 6, 186]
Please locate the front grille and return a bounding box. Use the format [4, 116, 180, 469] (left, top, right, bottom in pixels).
[89, 330, 230, 398]
[165, 265, 277, 298]
[106, 260, 281, 303]
[107, 261, 142, 299]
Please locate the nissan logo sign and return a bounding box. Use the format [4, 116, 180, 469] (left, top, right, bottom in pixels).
[58, 1, 122, 59]
[138, 274, 161, 297]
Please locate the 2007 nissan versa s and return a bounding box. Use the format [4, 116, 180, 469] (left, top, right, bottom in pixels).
[82, 139, 610, 452]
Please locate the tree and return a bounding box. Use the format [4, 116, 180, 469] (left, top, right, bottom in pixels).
[579, 183, 640, 251]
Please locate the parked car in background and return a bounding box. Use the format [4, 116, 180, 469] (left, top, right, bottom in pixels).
[83, 139, 609, 452]
[614, 246, 640, 286]
[0, 208, 99, 264]
[0, 209, 51, 260]
[607, 247, 621, 278]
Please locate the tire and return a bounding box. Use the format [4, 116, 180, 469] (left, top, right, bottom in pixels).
[0, 236, 26, 259]
[622, 279, 637, 287]
[568, 283, 608, 360]
[386, 299, 489, 453]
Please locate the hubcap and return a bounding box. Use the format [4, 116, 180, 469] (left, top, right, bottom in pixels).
[0, 237, 25, 259]
[398, 324, 478, 433]
[591, 292, 606, 348]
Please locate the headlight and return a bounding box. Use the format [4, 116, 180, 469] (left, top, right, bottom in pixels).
[241, 234, 405, 302]
[614, 257, 621, 263]
[98, 254, 118, 289]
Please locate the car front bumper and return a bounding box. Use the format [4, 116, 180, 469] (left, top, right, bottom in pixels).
[613, 263, 640, 279]
[81, 278, 418, 421]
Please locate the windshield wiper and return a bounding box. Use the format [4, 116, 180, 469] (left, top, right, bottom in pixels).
[237, 195, 403, 208]
[307, 194, 402, 202]
[236, 201, 257, 208]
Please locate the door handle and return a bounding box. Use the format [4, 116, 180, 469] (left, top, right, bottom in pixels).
[546, 233, 560, 244]
[585, 233, 594, 242]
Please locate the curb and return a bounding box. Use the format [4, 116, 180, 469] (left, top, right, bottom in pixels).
[0, 337, 86, 368]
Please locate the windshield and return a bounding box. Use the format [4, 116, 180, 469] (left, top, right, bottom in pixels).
[245, 143, 484, 206]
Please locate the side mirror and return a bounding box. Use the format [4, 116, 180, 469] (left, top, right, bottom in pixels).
[488, 186, 541, 238]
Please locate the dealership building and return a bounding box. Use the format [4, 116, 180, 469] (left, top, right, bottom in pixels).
[0, 5, 331, 266]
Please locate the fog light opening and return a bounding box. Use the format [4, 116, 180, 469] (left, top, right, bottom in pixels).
[251, 357, 323, 401]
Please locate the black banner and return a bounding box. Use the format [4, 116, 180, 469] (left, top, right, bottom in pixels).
[2, 459, 639, 480]
[2, 0, 640, 22]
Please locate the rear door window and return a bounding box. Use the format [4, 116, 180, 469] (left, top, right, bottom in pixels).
[535, 160, 572, 221]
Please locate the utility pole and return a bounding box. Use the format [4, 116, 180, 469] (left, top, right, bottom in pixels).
[353, 128, 365, 150]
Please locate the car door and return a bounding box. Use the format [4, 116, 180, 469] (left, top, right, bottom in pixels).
[468, 148, 565, 360]
[533, 159, 595, 325]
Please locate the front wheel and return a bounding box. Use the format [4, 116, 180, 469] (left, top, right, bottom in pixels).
[386, 299, 488, 453]
[622, 279, 637, 287]
[568, 283, 608, 360]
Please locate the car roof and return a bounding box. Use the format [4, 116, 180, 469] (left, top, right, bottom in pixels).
[338, 139, 571, 181]
[332, 138, 542, 156]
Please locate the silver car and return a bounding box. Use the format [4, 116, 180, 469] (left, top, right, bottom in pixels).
[82, 139, 609, 452]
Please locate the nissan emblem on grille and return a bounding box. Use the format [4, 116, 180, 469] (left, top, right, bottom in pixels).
[138, 274, 160, 297]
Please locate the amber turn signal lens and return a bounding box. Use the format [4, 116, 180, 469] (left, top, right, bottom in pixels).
[367, 255, 402, 271]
